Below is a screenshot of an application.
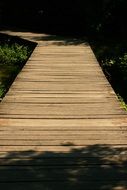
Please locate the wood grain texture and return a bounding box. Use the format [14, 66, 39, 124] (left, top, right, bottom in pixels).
[0, 30, 127, 190]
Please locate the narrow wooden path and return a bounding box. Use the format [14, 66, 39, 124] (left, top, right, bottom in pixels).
[0, 30, 127, 190]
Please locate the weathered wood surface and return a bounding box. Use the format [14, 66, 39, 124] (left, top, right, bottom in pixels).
[0, 30, 127, 190]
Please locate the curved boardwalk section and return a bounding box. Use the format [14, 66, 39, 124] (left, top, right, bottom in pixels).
[0, 30, 127, 190]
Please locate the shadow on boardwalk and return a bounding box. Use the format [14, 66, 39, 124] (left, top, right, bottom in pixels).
[0, 144, 127, 190]
[0, 27, 89, 46]
[31, 35, 89, 46]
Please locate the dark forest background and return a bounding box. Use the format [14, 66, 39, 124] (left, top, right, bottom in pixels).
[0, 0, 126, 38]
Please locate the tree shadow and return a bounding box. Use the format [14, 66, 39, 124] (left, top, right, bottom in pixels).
[31, 34, 89, 46]
[0, 27, 89, 46]
[0, 144, 127, 190]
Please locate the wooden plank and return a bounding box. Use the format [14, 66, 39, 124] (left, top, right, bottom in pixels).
[0, 139, 126, 145]
[10, 83, 112, 91]
[0, 182, 126, 190]
[0, 166, 126, 182]
[0, 130, 124, 136]
[3, 97, 118, 104]
[0, 133, 125, 140]
[0, 118, 127, 127]
[0, 104, 124, 116]
[26, 61, 98, 64]
[0, 148, 126, 158]
[0, 135, 125, 141]
[6, 91, 116, 98]
[21, 69, 103, 72]
[15, 74, 105, 79]
[0, 155, 126, 166]
[0, 126, 125, 131]
[0, 30, 127, 189]
[1, 114, 126, 119]
[12, 80, 109, 85]
[23, 64, 100, 68]
[0, 145, 127, 152]
[0, 150, 126, 159]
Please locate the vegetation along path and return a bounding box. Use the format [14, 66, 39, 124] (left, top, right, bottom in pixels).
[0, 30, 127, 190]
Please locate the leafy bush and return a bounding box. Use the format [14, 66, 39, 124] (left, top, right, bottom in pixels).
[0, 84, 5, 98]
[92, 41, 127, 110]
[105, 54, 127, 109]
[0, 42, 32, 99]
[0, 43, 30, 66]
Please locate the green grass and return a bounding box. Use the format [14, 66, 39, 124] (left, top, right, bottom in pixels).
[0, 42, 33, 99]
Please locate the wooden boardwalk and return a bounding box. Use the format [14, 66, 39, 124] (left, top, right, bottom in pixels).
[0, 30, 127, 190]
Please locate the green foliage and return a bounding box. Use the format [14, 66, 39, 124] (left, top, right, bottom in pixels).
[0, 43, 32, 98]
[0, 43, 30, 66]
[0, 84, 5, 99]
[118, 94, 127, 111]
[92, 41, 127, 110]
